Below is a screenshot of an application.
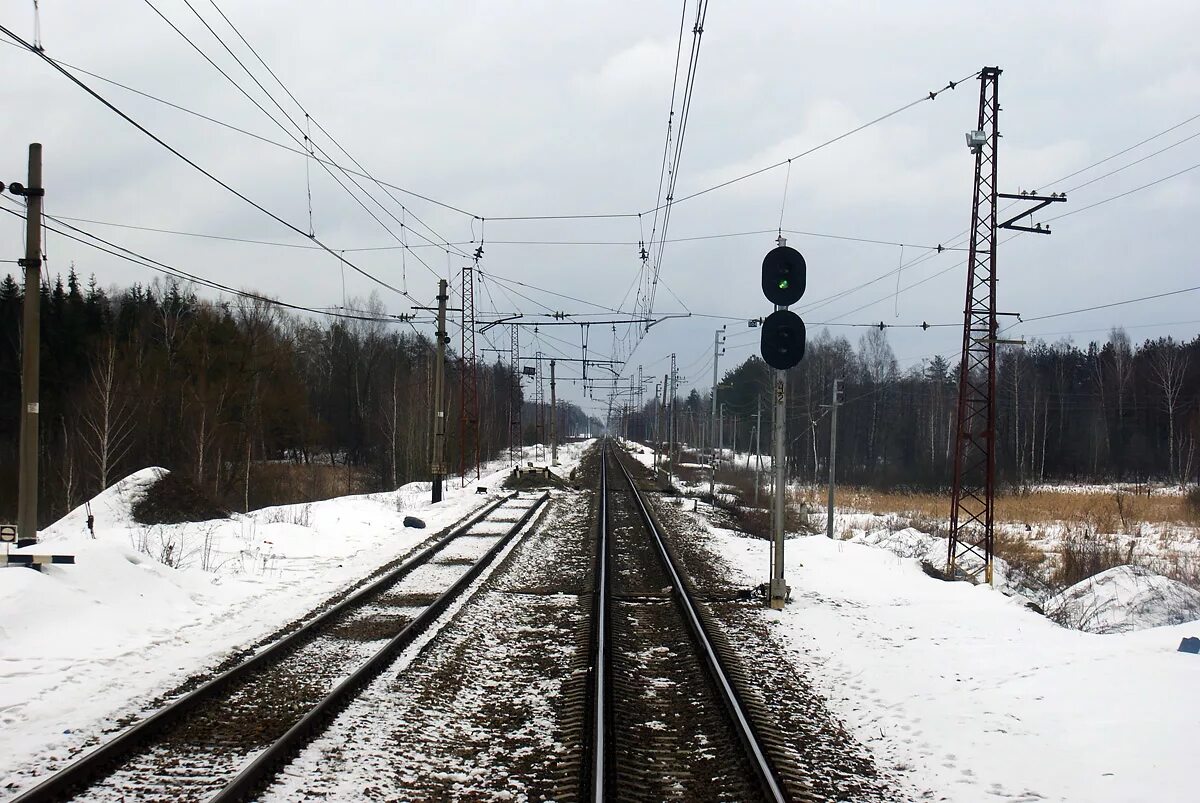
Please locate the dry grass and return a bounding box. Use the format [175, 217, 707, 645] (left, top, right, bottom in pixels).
[1051, 526, 1132, 588]
[994, 527, 1049, 575]
[839, 487, 1200, 532]
[243, 462, 376, 511]
[836, 484, 1200, 594]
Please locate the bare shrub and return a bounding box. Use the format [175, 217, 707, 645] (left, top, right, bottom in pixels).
[994, 529, 1052, 594]
[1051, 525, 1127, 587]
[707, 464, 811, 539]
[245, 463, 373, 510]
[133, 471, 228, 524]
[1186, 486, 1200, 520]
[128, 524, 192, 569]
[262, 503, 313, 527]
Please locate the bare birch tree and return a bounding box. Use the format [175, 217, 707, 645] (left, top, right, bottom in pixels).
[82, 337, 138, 490]
[1150, 338, 1189, 482]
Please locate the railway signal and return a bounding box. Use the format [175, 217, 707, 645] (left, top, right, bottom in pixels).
[759, 245, 807, 370]
[757, 240, 807, 610]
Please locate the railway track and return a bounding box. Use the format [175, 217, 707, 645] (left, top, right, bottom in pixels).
[586, 439, 794, 802]
[11, 491, 549, 803]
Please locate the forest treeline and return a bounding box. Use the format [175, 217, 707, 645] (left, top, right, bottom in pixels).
[628, 327, 1200, 490]
[0, 271, 598, 525]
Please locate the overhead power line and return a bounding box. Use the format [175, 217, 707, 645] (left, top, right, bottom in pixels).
[0, 22, 421, 304]
[1004, 284, 1200, 331]
[1046, 161, 1200, 222]
[196, 0, 468, 260]
[648, 70, 979, 215]
[141, 0, 467, 274]
[0, 203, 414, 325]
[1051, 111, 1200, 187]
[0, 33, 989, 228]
[0, 37, 480, 219]
[15, 213, 964, 259]
[799, 119, 1200, 323]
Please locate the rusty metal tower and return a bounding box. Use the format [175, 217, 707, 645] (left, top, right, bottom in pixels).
[947, 67, 1002, 583]
[947, 67, 1064, 583]
[509, 322, 521, 465]
[459, 263, 480, 484]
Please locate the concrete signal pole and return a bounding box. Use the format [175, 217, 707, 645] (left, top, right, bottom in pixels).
[754, 393, 762, 506]
[16, 144, 44, 548]
[668, 354, 677, 488]
[550, 359, 558, 465]
[769, 369, 788, 609]
[824, 378, 841, 539]
[708, 326, 725, 499]
[430, 279, 448, 502]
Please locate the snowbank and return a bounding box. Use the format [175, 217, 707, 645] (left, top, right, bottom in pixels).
[1047, 565, 1200, 634]
[711, 531, 1200, 802]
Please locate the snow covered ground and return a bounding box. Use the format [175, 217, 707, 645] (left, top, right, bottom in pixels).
[0, 441, 592, 791]
[702, 523, 1200, 802]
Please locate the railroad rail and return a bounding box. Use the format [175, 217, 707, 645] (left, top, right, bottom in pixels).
[586, 439, 788, 801]
[12, 491, 549, 803]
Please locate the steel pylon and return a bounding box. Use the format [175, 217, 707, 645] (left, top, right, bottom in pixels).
[459, 264, 480, 483]
[509, 322, 521, 465]
[948, 67, 1001, 583]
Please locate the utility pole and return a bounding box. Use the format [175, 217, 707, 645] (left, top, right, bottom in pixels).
[708, 326, 726, 499]
[823, 379, 841, 538]
[636, 365, 643, 441]
[718, 402, 725, 475]
[430, 279, 448, 502]
[668, 354, 677, 488]
[16, 143, 43, 548]
[754, 393, 762, 506]
[550, 359, 558, 465]
[534, 351, 546, 463]
[652, 382, 662, 469]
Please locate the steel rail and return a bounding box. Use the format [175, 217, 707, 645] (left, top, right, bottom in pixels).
[12, 493, 517, 803]
[609, 443, 787, 803]
[587, 441, 610, 801]
[211, 490, 550, 802]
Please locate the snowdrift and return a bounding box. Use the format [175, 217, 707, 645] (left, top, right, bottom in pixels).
[1047, 564, 1200, 633]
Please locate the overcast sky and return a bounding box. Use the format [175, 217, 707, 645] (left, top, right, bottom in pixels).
[2, 1, 1197, 419]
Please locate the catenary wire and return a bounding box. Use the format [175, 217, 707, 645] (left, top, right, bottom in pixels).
[0, 23, 421, 303]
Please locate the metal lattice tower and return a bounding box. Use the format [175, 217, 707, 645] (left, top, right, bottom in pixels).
[948, 67, 1001, 583]
[459, 264, 480, 483]
[509, 323, 521, 465]
[534, 351, 546, 463]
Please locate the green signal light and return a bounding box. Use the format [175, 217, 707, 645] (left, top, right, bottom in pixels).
[778, 279, 789, 289]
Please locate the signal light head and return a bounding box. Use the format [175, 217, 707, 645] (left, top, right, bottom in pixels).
[761, 245, 806, 306]
[759, 308, 806, 370]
